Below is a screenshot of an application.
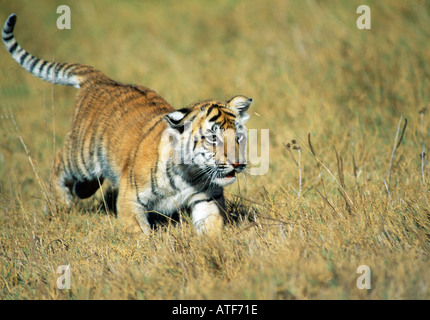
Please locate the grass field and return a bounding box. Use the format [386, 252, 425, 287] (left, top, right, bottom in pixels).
[0, 0, 429, 300]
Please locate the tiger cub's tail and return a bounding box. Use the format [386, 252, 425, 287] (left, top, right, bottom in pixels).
[2, 14, 113, 89]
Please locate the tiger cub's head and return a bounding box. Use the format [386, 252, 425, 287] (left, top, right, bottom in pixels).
[163, 95, 253, 187]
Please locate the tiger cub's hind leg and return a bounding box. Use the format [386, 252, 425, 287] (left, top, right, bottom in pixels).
[51, 148, 75, 206]
[52, 147, 105, 206]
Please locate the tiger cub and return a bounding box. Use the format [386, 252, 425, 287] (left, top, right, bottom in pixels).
[2, 14, 252, 235]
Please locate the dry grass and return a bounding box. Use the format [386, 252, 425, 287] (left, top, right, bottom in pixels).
[0, 0, 429, 299]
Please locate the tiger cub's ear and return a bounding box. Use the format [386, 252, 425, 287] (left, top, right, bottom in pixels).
[164, 108, 191, 128]
[227, 95, 253, 122]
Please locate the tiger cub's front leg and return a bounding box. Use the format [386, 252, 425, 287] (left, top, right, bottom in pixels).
[116, 176, 152, 236]
[191, 193, 226, 235]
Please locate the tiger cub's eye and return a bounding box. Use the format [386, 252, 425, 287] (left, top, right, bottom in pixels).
[205, 134, 219, 146]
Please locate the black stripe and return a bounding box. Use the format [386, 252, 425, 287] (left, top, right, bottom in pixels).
[66, 147, 79, 181]
[191, 199, 211, 209]
[68, 126, 87, 180]
[69, 135, 87, 180]
[150, 169, 160, 196]
[7, 15, 17, 27]
[39, 60, 48, 73]
[206, 104, 225, 116]
[61, 63, 76, 76]
[117, 92, 144, 108]
[61, 148, 72, 179]
[88, 126, 99, 164]
[168, 115, 185, 126]
[171, 165, 194, 187]
[128, 84, 151, 96]
[166, 165, 178, 190]
[150, 154, 162, 196]
[19, 51, 29, 65]
[206, 104, 217, 115]
[46, 62, 55, 78]
[223, 110, 237, 118]
[8, 42, 18, 54]
[96, 144, 104, 178]
[131, 167, 138, 196]
[29, 57, 40, 73]
[3, 34, 14, 41]
[180, 141, 185, 164]
[136, 195, 148, 209]
[209, 109, 222, 123]
[76, 105, 97, 180]
[97, 145, 116, 183]
[54, 63, 66, 79]
[78, 131, 91, 180]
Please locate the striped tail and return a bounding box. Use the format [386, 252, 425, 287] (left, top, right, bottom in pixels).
[2, 14, 112, 89]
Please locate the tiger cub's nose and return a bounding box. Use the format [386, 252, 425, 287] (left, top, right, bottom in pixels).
[231, 162, 246, 172]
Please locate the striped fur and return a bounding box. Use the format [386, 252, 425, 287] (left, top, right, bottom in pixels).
[3, 14, 252, 236]
[2, 14, 111, 88]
